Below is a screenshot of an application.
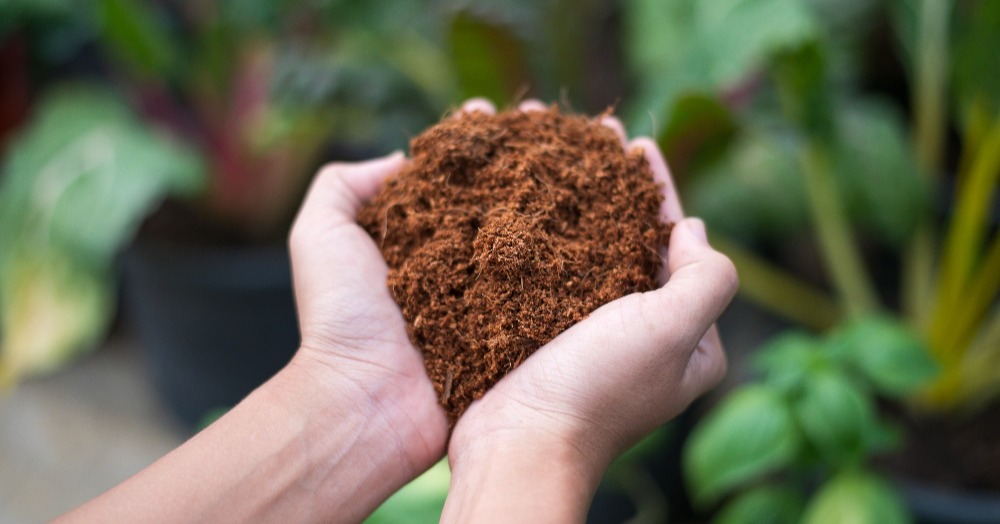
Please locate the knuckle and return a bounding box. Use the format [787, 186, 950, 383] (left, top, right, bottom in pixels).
[709, 252, 739, 299]
[708, 346, 728, 388]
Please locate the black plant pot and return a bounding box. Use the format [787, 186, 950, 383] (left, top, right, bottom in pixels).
[121, 240, 300, 428]
[899, 480, 1000, 524]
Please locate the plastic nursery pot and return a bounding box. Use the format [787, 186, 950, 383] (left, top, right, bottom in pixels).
[898, 480, 1000, 524]
[121, 240, 300, 429]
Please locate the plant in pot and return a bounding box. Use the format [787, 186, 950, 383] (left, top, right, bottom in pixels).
[0, 0, 452, 427]
[627, 0, 1000, 521]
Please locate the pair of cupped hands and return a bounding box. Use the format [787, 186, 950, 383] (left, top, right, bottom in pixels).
[289, 99, 737, 520]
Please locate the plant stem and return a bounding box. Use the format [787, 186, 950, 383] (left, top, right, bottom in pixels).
[799, 144, 880, 318]
[928, 116, 1000, 361]
[946, 231, 1000, 358]
[713, 235, 841, 331]
[912, 0, 950, 176]
[902, 0, 950, 326]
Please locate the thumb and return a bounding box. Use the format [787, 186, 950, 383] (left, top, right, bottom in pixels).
[294, 151, 406, 231]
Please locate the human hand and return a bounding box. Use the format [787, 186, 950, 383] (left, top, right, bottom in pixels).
[284, 151, 449, 511]
[444, 100, 737, 522]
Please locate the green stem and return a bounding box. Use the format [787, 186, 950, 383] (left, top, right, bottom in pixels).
[929, 116, 1000, 357]
[946, 231, 1000, 357]
[902, 228, 936, 328]
[799, 144, 880, 317]
[713, 236, 841, 331]
[902, 0, 950, 325]
[912, 0, 950, 176]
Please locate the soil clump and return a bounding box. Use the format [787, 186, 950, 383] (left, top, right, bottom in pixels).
[357, 107, 668, 423]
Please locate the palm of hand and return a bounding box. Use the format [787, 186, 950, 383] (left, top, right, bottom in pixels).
[289, 156, 448, 469]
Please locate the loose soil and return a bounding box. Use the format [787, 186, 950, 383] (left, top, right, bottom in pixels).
[881, 402, 1000, 492]
[357, 107, 668, 423]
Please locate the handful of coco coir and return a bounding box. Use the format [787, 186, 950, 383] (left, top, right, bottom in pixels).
[357, 107, 668, 424]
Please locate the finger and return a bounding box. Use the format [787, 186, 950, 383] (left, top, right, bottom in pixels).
[598, 115, 628, 147]
[680, 325, 727, 401]
[629, 137, 684, 225]
[296, 152, 406, 229]
[458, 97, 496, 116]
[518, 99, 549, 112]
[640, 218, 738, 351]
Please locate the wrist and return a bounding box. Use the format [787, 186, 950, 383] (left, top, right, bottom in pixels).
[260, 351, 445, 520]
[443, 400, 611, 523]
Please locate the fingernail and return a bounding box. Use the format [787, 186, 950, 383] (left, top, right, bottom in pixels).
[686, 218, 708, 242]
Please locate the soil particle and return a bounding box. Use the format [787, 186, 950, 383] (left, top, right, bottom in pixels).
[357, 106, 668, 423]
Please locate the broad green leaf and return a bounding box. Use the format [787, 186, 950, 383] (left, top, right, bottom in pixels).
[695, 0, 816, 88]
[98, 0, 180, 80]
[622, 0, 817, 132]
[773, 42, 834, 142]
[833, 101, 927, 247]
[684, 385, 803, 505]
[753, 331, 825, 393]
[792, 369, 876, 462]
[687, 131, 808, 241]
[0, 85, 204, 382]
[449, 12, 530, 107]
[827, 316, 939, 396]
[366, 460, 450, 524]
[885, 0, 919, 74]
[0, 248, 110, 385]
[802, 471, 911, 524]
[953, 0, 1000, 113]
[713, 485, 804, 524]
[657, 92, 738, 176]
[0, 86, 204, 266]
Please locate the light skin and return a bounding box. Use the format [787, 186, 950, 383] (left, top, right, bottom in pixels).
[58, 99, 736, 523]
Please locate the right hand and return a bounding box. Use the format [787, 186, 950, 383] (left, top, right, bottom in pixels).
[449, 99, 738, 484]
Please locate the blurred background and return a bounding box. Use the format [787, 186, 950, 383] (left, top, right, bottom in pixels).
[0, 0, 998, 522]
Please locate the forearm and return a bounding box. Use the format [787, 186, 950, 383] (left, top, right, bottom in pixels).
[58, 356, 428, 523]
[441, 430, 606, 523]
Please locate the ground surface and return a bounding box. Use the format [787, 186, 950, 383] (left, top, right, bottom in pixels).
[0, 334, 185, 524]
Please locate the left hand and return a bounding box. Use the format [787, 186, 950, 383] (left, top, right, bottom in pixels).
[287, 151, 449, 474]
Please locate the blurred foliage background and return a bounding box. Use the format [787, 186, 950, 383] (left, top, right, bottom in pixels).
[1, 0, 998, 522]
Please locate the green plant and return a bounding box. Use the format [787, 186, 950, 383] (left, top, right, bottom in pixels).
[0, 87, 203, 383]
[684, 317, 937, 523]
[0, 0, 453, 382]
[624, 0, 999, 408]
[616, 0, 997, 517]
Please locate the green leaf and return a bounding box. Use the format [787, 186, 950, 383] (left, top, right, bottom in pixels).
[792, 369, 876, 462]
[773, 42, 834, 142]
[0, 247, 111, 384]
[827, 316, 939, 396]
[696, 0, 816, 88]
[365, 460, 450, 524]
[657, 92, 738, 176]
[448, 12, 530, 107]
[622, 0, 817, 132]
[753, 331, 824, 393]
[684, 385, 803, 505]
[97, 0, 181, 80]
[833, 101, 927, 247]
[688, 131, 809, 242]
[0, 85, 204, 381]
[953, 0, 1000, 113]
[0, 85, 204, 265]
[802, 471, 911, 524]
[713, 485, 804, 524]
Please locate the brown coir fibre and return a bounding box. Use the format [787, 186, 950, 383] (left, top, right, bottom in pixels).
[357, 107, 668, 424]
